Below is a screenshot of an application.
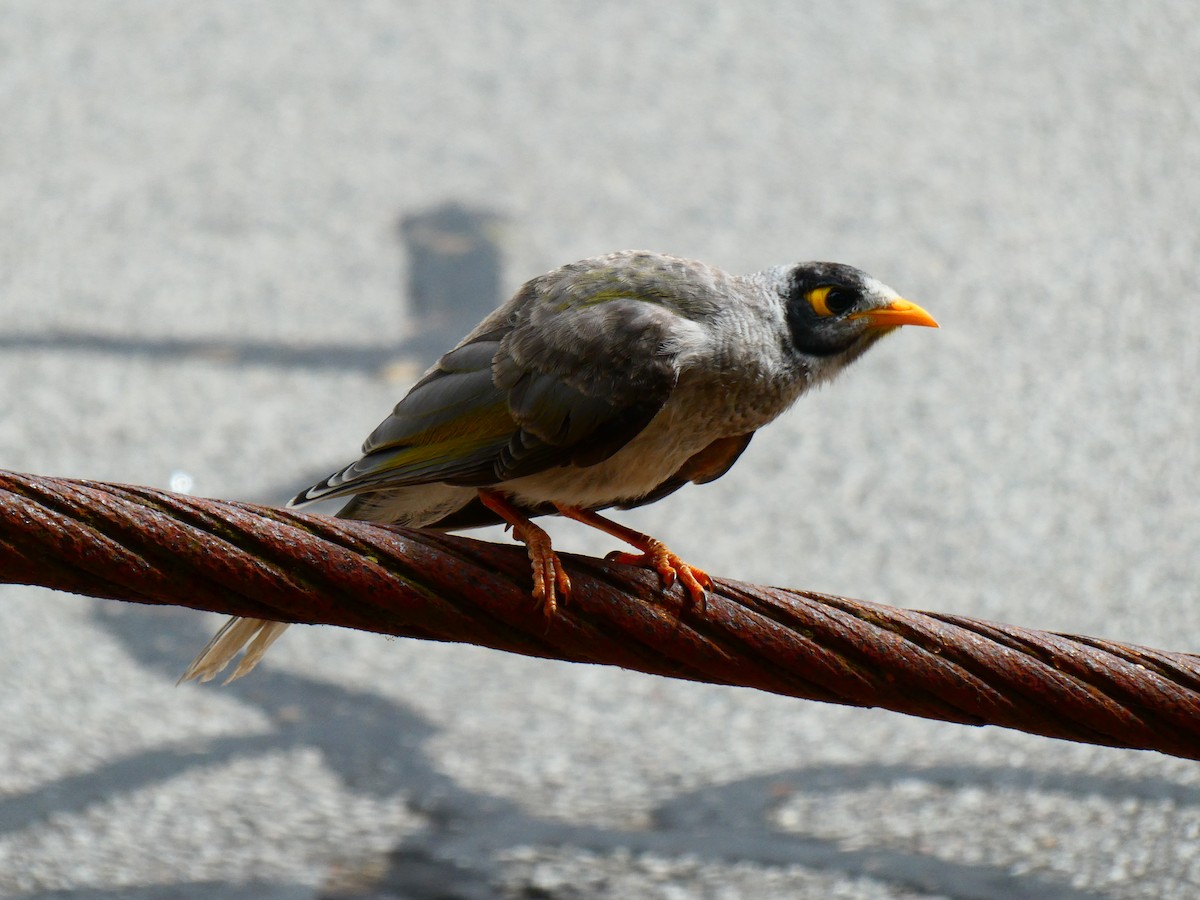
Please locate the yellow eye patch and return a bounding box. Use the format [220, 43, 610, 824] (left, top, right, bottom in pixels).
[807, 286, 837, 317]
[806, 285, 858, 318]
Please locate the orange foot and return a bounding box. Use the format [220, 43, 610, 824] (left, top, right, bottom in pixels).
[479, 489, 571, 616]
[554, 504, 712, 607]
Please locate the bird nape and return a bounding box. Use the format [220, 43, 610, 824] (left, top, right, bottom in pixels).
[181, 250, 937, 684]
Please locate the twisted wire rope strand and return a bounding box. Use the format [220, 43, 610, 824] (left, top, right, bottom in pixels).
[2, 469, 1198, 759]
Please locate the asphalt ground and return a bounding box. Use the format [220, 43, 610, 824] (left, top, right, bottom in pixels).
[2, 2, 1199, 897]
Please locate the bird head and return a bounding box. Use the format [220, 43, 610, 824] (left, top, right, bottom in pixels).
[780, 262, 937, 373]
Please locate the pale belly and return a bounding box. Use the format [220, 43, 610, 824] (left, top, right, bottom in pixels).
[503, 415, 709, 508]
[356, 362, 809, 523]
[503, 370, 806, 509]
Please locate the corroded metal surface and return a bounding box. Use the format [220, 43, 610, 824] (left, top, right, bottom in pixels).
[3, 469, 1199, 759]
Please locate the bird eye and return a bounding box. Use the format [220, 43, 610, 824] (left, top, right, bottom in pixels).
[808, 286, 857, 318]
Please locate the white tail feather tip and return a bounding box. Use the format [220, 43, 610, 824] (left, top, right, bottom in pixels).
[179, 617, 291, 685]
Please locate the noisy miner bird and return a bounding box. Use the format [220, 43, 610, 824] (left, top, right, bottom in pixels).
[182, 250, 937, 683]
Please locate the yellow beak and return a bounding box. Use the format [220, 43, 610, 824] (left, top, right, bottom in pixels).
[852, 298, 939, 329]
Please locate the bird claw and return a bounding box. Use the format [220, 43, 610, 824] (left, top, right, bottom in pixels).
[607, 545, 711, 609]
[479, 489, 571, 618]
[530, 545, 572, 618]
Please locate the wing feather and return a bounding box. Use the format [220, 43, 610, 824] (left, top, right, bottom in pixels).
[294, 252, 720, 510]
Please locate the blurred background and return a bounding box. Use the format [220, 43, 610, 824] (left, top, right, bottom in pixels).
[1, 2, 1199, 897]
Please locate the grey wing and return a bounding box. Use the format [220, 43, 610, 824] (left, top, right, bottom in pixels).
[291, 332, 518, 505]
[493, 280, 692, 471]
[292, 278, 695, 508]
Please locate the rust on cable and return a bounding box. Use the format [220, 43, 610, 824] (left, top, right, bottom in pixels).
[2, 469, 1199, 760]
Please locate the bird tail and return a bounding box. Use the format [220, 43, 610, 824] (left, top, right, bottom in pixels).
[181, 469, 462, 685]
[178, 616, 290, 685]
[179, 467, 354, 686]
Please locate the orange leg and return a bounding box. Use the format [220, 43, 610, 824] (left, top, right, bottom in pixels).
[554, 505, 712, 605]
[478, 489, 571, 617]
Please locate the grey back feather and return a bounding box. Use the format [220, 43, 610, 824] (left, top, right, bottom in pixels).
[293, 251, 730, 508]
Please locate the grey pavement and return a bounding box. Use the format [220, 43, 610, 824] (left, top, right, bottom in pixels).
[2, 2, 1199, 897]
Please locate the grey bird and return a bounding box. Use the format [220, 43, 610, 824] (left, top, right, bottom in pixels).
[182, 250, 937, 683]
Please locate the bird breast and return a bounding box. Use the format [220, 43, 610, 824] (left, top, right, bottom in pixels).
[503, 350, 809, 510]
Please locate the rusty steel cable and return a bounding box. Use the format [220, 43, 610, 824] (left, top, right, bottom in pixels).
[2, 468, 1199, 759]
